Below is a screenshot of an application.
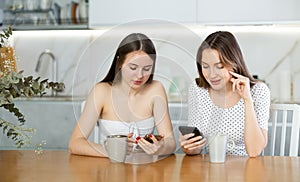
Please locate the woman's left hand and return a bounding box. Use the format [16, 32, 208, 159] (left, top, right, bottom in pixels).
[136, 134, 164, 155]
[229, 71, 252, 101]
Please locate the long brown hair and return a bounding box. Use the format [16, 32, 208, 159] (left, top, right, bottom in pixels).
[196, 31, 256, 88]
[101, 33, 156, 84]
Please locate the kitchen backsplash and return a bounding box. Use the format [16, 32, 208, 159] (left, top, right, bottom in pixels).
[10, 25, 300, 103]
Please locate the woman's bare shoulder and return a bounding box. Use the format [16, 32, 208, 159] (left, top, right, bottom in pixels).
[93, 82, 111, 90]
[145, 80, 167, 97]
[89, 82, 112, 98]
[148, 80, 165, 90]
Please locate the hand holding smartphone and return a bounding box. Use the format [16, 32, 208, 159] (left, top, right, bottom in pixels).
[143, 134, 163, 143]
[178, 126, 204, 141]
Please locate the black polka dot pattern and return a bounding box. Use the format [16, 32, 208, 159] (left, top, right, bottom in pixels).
[187, 81, 270, 156]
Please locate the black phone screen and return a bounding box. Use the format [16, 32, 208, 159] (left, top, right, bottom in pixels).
[178, 126, 203, 140]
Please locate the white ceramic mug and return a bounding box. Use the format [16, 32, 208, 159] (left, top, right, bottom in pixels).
[208, 134, 235, 163]
[105, 135, 127, 163]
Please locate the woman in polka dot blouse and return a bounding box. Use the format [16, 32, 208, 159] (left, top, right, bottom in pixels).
[179, 31, 270, 157]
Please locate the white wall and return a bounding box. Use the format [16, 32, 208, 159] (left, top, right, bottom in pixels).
[11, 24, 300, 103]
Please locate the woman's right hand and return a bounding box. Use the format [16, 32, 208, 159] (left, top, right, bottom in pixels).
[127, 133, 135, 154]
[135, 134, 165, 155]
[179, 133, 206, 155]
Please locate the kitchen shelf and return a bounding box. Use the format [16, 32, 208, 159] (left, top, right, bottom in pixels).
[2, 9, 88, 30]
[2, 24, 88, 30]
[4, 9, 55, 14]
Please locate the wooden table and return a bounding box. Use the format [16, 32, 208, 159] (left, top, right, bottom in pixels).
[0, 150, 299, 182]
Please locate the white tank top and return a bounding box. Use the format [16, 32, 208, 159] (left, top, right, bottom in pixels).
[98, 117, 155, 144]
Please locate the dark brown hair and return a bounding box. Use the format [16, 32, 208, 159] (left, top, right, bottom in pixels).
[196, 31, 256, 88]
[101, 33, 156, 84]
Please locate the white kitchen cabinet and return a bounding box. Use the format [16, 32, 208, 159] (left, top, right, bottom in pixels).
[197, 0, 300, 24]
[0, 98, 83, 149]
[89, 0, 197, 27]
[89, 0, 300, 27]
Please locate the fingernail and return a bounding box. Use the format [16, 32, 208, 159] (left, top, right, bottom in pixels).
[136, 136, 141, 141]
[149, 134, 153, 138]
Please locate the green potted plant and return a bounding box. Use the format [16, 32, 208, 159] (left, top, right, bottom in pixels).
[0, 26, 17, 72]
[0, 26, 65, 148]
[0, 26, 12, 48]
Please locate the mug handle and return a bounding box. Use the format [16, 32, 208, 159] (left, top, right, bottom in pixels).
[104, 139, 108, 152]
[227, 139, 235, 151]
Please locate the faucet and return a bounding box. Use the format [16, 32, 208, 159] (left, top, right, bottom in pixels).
[35, 49, 58, 96]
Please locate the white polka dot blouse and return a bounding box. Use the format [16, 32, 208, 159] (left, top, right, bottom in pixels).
[187, 80, 270, 156]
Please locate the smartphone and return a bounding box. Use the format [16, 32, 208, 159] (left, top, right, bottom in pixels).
[178, 126, 204, 140]
[143, 134, 163, 143]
